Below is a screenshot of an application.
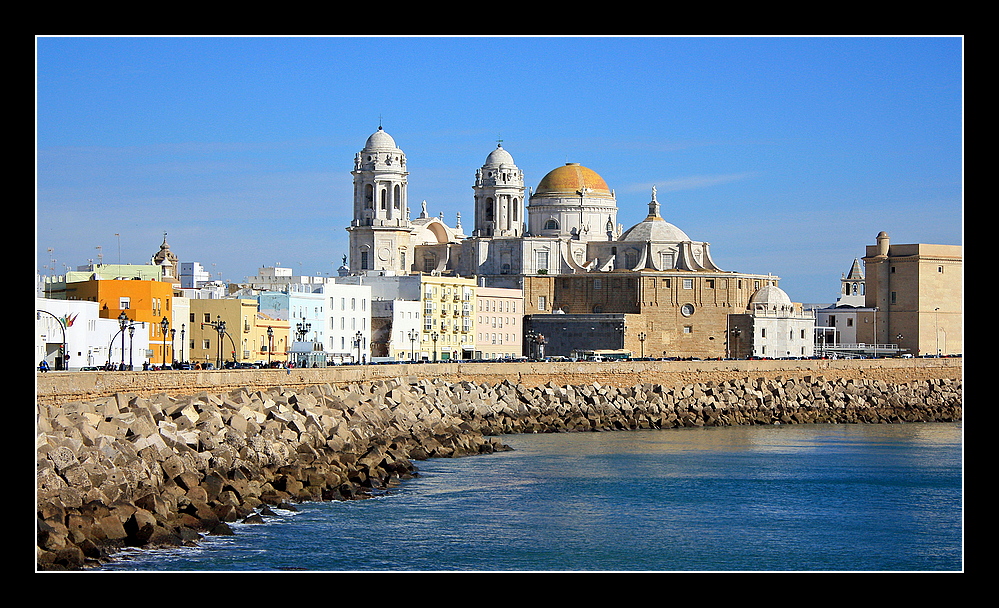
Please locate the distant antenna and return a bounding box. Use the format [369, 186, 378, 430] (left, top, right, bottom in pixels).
[379, 114, 383, 129]
[497, 133, 503, 147]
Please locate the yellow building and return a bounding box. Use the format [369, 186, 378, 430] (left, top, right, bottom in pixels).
[187, 299, 260, 367]
[66, 278, 175, 367]
[861, 231, 962, 356]
[252, 313, 290, 365]
[419, 275, 476, 360]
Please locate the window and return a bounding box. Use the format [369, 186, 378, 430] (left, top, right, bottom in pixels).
[544, 219, 559, 230]
[538, 296, 547, 311]
[706, 279, 715, 289]
[683, 279, 693, 289]
[536, 250, 549, 273]
[119, 297, 130, 309]
[891, 292, 897, 305]
[683, 326, 692, 334]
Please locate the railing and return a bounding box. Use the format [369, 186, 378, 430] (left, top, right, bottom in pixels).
[815, 342, 903, 356]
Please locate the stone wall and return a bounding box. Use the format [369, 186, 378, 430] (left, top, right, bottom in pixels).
[36, 361, 962, 570]
[36, 357, 962, 406]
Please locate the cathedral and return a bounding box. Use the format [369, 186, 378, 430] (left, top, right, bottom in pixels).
[346, 126, 724, 288]
[344, 126, 808, 359]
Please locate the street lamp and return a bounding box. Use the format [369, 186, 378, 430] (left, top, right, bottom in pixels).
[638, 332, 647, 358]
[267, 326, 274, 366]
[872, 306, 878, 359]
[408, 328, 418, 361]
[431, 332, 439, 362]
[201, 316, 227, 369]
[160, 317, 170, 369]
[353, 330, 364, 364]
[180, 323, 186, 367]
[128, 323, 136, 370]
[36, 309, 67, 371]
[118, 311, 129, 370]
[170, 328, 176, 366]
[935, 307, 940, 357]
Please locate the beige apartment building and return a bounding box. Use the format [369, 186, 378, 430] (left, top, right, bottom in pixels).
[474, 287, 525, 359]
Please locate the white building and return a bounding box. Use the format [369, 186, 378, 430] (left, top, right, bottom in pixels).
[179, 261, 212, 289]
[244, 266, 334, 291]
[371, 299, 423, 360]
[744, 283, 815, 359]
[324, 281, 372, 364]
[35, 297, 148, 370]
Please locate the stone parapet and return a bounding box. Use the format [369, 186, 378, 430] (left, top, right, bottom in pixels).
[36, 358, 962, 406]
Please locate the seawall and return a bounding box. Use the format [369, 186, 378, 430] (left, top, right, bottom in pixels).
[36, 359, 962, 570]
[36, 358, 962, 406]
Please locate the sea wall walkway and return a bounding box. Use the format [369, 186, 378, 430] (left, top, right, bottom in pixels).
[36, 357, 962, 406]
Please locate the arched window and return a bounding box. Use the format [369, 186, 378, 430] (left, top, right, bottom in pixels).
[485, 198, 495, 222]
[544, 218, 559, 230]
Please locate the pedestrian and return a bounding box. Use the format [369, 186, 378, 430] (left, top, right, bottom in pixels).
[38, 360, 49, 372]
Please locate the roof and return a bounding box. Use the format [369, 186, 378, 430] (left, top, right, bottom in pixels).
[533, 163, 614, 199]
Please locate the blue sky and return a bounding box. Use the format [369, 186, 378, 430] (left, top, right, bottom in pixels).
[36, 35, 963, 304]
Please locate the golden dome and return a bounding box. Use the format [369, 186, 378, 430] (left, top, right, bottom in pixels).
[534, 163, 614, 199]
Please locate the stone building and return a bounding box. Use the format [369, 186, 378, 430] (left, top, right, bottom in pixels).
[860, 231, 962, 356]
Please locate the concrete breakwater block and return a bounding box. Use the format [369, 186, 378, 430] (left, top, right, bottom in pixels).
[36, 375, 961, 570]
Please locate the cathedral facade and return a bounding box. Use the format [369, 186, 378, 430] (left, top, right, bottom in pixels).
[347, 127, 724, 285]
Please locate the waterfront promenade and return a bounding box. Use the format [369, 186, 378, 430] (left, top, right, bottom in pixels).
[37, 357, 962, 406]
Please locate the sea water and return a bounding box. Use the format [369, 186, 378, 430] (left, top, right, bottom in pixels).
[98, 422, 963, 572]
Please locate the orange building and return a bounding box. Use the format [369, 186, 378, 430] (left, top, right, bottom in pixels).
[66, 278, 175, 367]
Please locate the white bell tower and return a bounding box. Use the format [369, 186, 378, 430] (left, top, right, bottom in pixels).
[346, 126, 414, 274]
[473, 141, 524, 237]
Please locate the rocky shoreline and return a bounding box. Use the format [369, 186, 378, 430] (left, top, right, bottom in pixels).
[36, 374, 962, 570]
